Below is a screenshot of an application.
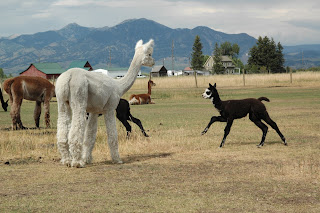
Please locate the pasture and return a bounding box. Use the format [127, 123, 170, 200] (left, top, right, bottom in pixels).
[0, 73, 319, 212]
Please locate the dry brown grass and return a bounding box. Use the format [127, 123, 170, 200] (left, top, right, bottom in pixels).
[130, 71, 320, 90]
[0, 73, 319, 212]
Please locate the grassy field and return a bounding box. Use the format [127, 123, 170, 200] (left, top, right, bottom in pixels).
[0, 72, 319, 212]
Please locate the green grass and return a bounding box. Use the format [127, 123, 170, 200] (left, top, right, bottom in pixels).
[0, 75, 319, 212]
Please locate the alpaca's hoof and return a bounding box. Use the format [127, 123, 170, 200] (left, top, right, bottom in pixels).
[113, 160, 123, 164]
[60, 158, 71, 167]
[83, 156, 92, 164]
[282, 138, 287, 146]
[71, 160, 85, 168]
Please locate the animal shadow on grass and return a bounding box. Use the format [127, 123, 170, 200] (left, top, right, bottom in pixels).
[94, 152, 173, 166]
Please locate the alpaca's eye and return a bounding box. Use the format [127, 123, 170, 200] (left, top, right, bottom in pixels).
[149, 54, 152, 56]
[206, 91, 211, 95]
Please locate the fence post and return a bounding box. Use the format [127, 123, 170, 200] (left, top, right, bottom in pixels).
[243, 69, 245, 86]
[194, 71, 198, 88]
[290, 67, 292, 84]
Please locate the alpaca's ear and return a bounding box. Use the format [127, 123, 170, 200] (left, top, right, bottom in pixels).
[214, 83, 216, 88]
[209, 83, 212, 88]
[135, 40, 143, 50]
[147, 39, 154, 48]
[6, 99, 8, 103]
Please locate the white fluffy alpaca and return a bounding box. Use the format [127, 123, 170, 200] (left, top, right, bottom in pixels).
[55, 39, 155, 167]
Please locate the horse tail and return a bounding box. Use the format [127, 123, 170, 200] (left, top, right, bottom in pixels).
[258, 97, 270, 102]
[3, 78, 14, 96]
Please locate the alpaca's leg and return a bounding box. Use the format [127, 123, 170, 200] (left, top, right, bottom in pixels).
[118, 116, 132, 138]
[57, 101, 72, 166]
[82, 113, 98, 164]
[43, 100, 51, 128]
[68, 106, 86, 168]
[10, 97, 25, 130]
[250, 113, 268, 147]
[34, 101, 41, 128]
[129, 115, 149, 137]
[105, 110, 122, 164]
[201, 116, 227, 135]
[263, 112, 287, 145]
[219, 119, 234, 148]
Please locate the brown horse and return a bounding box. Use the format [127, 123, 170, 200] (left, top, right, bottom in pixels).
[3, 76, 55, 130]
[129, 79, 156, 105]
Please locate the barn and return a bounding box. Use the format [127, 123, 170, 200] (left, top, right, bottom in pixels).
[20, 63, 65, 79]
[150, 65, 168, 77]
[68, 61, 93, 71]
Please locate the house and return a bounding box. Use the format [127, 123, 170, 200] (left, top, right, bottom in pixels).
[20, 63, 65, 79]
[183, 67, 210, 76]
[150, 65, 168, 77]
[203, 56, 238, 74]
[68, 61, 93, 71]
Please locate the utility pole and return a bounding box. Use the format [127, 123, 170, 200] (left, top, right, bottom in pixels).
[108, 47, 112, 69]
[301, 50, 304, 70]
[171, 40, 175, 73]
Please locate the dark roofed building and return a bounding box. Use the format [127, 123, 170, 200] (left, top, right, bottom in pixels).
[68, 61, 93, 71]
[20, 63, 65, 79]
[150, 65, 167, 77]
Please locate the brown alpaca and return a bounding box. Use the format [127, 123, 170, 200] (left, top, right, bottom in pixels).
[3, 76, 55, 130]
[129, 79, 156, 105]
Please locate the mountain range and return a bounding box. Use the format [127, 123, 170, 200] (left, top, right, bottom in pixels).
[0, 18, 319, 75]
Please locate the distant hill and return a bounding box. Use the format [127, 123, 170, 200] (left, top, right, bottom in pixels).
[0, 18, 318, 75]
[283, 44, 320, 69]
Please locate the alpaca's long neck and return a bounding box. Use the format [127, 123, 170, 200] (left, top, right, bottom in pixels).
[0, 88, 5, 104]
[147, 82, 152, 95]
[118, 52, 142, 96]
[212, 93, 222, 108]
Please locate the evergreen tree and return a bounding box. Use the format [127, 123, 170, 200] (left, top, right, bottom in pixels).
[191, 35, 204, 70]
[213, 42, 224, 74]
[248, 36, 285, 73]
[0, 68, 6, 79]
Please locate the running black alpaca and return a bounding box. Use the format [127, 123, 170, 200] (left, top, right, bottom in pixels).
[87, 99, 149, 138]
[116, 98, 149, 138]
[201, 83, 287, 148]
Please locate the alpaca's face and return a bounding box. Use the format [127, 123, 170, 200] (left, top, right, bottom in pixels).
[149, 80, 156, 87]
[202, 88, 212, 99]
[1, 100, 8, 112]
[140, 40, 155, 67]
[142, 49, 155, 67]
[202, 83, 217, 100]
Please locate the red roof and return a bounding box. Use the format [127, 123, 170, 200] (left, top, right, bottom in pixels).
[183, 67, 193, 71]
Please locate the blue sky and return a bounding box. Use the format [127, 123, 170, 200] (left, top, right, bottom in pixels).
[1, 0, 320, 45]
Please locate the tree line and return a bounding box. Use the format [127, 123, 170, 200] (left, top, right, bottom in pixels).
[191, 35, 286, 74]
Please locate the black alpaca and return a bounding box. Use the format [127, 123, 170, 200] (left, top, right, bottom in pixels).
[201, 83, 286, 147]
[116, 98, 149, 138]
[0, 88, 8, 112]
[87, 98, 149, 138]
